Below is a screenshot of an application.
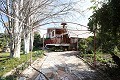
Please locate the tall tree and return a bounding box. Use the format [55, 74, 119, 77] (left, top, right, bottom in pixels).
[88, 0, 120, 53]
[0, 0, 24, 58]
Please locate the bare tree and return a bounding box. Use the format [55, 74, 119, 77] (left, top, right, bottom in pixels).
[0, 0, 82, 58]
[0, 0, 24, 58]
[22, 0, 80, 54]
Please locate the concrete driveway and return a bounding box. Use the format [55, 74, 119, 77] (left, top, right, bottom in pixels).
[33, 51, 108, 80]
[20, 51, 110, 80]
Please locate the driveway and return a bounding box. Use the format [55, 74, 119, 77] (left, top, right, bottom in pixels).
[34, 51, 109, 80]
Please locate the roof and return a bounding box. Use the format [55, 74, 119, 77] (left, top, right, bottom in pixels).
[44, 27, 94, 38]
[47, 27, 65, 29]
[67, 30, 93, 38]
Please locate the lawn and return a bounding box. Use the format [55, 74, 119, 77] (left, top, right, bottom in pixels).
[0, 50, 44, 79]
[0, 53, 10, 61]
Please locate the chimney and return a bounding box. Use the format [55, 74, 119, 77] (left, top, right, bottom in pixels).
[61, 23, 67, 28]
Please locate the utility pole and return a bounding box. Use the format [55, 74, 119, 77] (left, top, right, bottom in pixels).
[43, 33, 47, 50]
[30, 32, 32, 65]
[43, 34, 46, 50]
[77, 35, 78, 51]
[93, 29, 96, 67]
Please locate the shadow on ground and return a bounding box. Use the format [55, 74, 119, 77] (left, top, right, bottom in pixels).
[34, 63, 108, 80]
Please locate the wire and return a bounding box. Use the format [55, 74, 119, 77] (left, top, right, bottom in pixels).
[38, 27, 89, 31]
[0, 8, 91, 37]
[30, 66, 49, 80]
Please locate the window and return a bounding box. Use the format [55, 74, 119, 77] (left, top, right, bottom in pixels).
[50, 30, 55, 38]
[52, 31, 54, 36]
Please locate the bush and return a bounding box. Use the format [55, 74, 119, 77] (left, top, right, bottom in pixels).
[0, 38, 7, 50]
[33, 33, 42, 49]
[32, 50, 44, 58]
[0, 34, 9, 51]
[79, 39, 88, 53]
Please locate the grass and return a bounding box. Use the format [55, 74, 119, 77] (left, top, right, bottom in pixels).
[0, 50, 44, 78]
[80, 51, 113, 64]
[0, 53, 10, 61]
[79, 51, 120, 80]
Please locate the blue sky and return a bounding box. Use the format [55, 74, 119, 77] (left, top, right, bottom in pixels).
[0, 20, 6, 33]
[0, 14, 8, 33]
[0, 22, 3, 33]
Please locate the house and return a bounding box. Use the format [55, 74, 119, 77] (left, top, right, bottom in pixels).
[44, 24, 70, 50]
[44, 23, 93, 50]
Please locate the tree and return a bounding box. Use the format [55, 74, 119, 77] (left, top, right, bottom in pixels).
[0, 0, 24, 58]
[22, 0, 80, 54]
[0, 33, 8, 50]
[88, 0, 120, 53]
[33, 32, 42, 49]
[0, 0, 83, 58]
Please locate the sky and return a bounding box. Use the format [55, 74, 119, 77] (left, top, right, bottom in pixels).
[0, 21, 6, 33]
[0, 15, 8, 33]
[0, 23, 4, 33]
[0, 0, 94, 38]
[39, 0, 94, 38]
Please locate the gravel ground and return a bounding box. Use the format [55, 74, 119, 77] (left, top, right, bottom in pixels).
[20, 51, 111, 80]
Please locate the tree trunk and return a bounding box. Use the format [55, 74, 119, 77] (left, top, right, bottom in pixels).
[30, 31, 34, 51]
[24, 32, 30, 54]
[13, 36, 21, 58]
[24, 17, 31, 54]
[10, 34, 14, 58]
[11, 1, 21, 58]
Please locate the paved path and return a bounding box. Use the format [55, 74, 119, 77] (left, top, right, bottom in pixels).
[20, 51, 109, 80]
[33, 51, 108, 80]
